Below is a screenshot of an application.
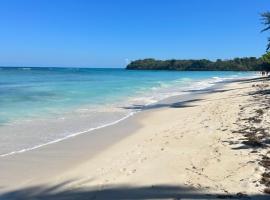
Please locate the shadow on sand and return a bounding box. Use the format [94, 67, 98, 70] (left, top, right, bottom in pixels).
[122, 99, 202, 110]
[122, 86, 250, 111]
[235, 76, 270, 84]
[122, 76, 268, 112]
[1, 182, 269, 200]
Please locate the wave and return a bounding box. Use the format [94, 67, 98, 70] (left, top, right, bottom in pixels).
[21, 67, 32, 70]
[0, 111, 136, 157]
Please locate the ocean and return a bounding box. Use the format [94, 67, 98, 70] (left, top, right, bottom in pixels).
[0, 67, 256, 156]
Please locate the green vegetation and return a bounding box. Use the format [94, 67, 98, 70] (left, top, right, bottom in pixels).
[261, 52, 270, 71]
[261, 12, 270, 51]
[262, 52, 270, 64]
[126, 57, 263, 71]
[261, 12, 270, 72]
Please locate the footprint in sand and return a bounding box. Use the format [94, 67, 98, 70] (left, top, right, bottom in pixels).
[127, 169, 137, 175]
[139, 157, 147, 163]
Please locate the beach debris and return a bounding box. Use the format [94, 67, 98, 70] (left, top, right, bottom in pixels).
[260, 156, 270, 170]
[230, 80, 270, 193]
[263, 187, 270, 194]
[255, 109, 264, 115]
[242, 135, 263, 147]
[261, 172, 270, 186]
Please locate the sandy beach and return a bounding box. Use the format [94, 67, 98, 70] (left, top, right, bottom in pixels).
[1, 77, 270, 200]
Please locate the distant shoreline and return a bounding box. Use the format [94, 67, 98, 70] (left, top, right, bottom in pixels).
[126, 57, 263, 71]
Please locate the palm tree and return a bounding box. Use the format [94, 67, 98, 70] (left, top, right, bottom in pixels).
[261, 12, 270, 51]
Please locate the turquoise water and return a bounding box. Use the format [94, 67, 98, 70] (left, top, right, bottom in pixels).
[0, 67, 256, 156]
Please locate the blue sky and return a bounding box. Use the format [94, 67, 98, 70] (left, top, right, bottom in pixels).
[0, 0, 269, 68]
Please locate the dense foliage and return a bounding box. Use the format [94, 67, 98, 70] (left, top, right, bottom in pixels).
[126, 57, 263, 71]
[261, 52, 270, 71]
[261, 12, 270, 51]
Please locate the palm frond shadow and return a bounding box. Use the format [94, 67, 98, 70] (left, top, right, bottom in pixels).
[1, 182, 269, 200]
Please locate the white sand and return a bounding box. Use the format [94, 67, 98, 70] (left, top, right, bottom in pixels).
[53, 81, 262, 192]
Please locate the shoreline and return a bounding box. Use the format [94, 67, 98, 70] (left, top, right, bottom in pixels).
[0, 111, 136, 158]
[1, 76, 269, 199]
[0, 79, 231, 189]
[0, 76, 240, 158]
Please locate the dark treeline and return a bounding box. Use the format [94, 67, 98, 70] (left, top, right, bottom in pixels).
[126, 57, 264, 71]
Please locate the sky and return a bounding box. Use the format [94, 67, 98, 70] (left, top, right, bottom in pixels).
[0, 0, 269, 68]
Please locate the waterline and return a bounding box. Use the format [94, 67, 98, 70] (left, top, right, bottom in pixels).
[0, 68, 257, 156]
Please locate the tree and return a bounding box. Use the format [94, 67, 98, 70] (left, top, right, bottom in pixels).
[261, 52, 270, 72]
[126, 57, 262, 71]
[261, 12, 270, 51]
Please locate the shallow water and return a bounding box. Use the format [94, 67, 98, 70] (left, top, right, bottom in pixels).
[0, 67, 256, 156]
